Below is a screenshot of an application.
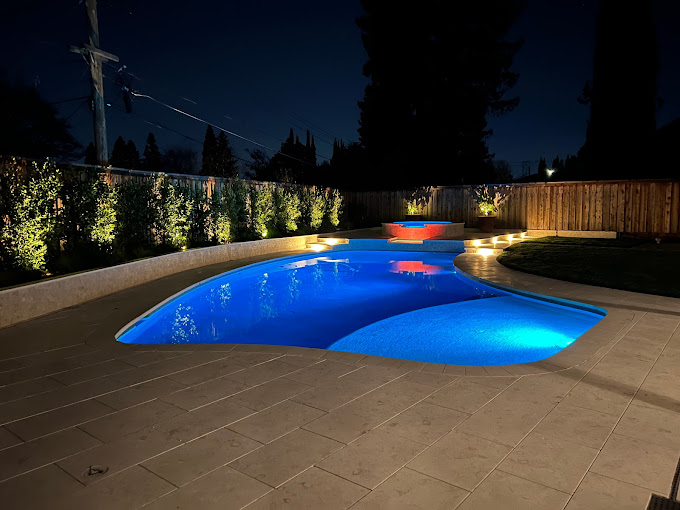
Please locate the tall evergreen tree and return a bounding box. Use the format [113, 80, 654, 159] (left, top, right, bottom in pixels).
[84, 142, 97, 165]
[126, 140, 140, 169]
[214, 130, 239, 178]
[356, 0, 525, 188]
[537, 157, 547, 176]
[201, 125, 218, 176]
[580, 0, 658, 179]
[245, 149, 272, 180]
[141, 132, 163, 172]
[109, 136, 128, 168]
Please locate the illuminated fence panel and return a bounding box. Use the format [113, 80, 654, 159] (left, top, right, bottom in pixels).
[342, 180, 680, 235]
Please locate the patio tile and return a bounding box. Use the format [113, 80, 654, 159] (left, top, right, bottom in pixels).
[154, 399, 255, 442]
[0, 427, 101, 481]
[400, 370, 458, 388]
[229, 400, 325, 443]
[5, 399, 115, 441]
[166, 359, 247, 386]
[57, 427, 181, 485]
[0, 376, 125, 423]
[284, 360, 359, 386]
[426, 379, 505, 414]
[224, 360, 302, 387]
[291, 366, 403, 412]
[497, 432, 599, 493]
[0, 426, 22, 449]
[227, 378, 312, 411]
[119, 350, 191, 367]
[317, 429, 426, 490]
[142, 465, 271, 510]
[78, 399, 186, 442]
[0, 359, 82, 386]
[565, 472, 653, 510]
[532, 403, 619, 449]
[0, 464, 83, 510]
[560, 372, 636, 416]
[614, 403, 680, 449]
[142, 427, 262, 486]
[95, 376, 187, 410]
[160, 376, 249, 411]
[245, 467, 368, 510]
[230, 428, 343, 487]
[276, 355, 324, 367]
[0, 376, 64, 404]
[633, 364, 680, 414]
[223, 351, 283, 367]
[590, 434, 679, 494]
[350, 467, 469, 510]
[49, 359, 135, 385]
[456, 470, 571, 510]
[421, 363, 445, 374]
[109, 352, 231, 386]
[54, 465, 175, 510]
[322, 350, 366, 364]
[462, 375, 518, 389]
[378, 401, 469, 445]
[302, 379, 435, 443]
[407, 430, 512, 490]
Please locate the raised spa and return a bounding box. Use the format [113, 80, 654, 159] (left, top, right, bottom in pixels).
[382, 221, 464, 239]
[117, 250, 604, 366]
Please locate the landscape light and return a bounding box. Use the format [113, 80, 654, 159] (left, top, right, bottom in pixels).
[478, 248, 494, 257]
[546, 168, 555, 178]
[473, 239, 482, 247]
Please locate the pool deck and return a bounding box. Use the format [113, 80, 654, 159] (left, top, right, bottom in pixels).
[0, 248, 679, 509]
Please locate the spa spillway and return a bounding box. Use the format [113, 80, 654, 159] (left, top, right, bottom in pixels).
[382, 221, 464, 240]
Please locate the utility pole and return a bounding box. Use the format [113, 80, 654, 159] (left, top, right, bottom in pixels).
[70, 0, 118, 166]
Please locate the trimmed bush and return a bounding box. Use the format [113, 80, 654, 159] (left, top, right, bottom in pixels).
[274, 187, 301, 234]
[326, 188, 343, 227]
[251, 184, 275, 239]
[0, 159, 61, 271]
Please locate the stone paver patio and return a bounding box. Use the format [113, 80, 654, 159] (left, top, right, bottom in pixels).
[0, 249, 679, 509]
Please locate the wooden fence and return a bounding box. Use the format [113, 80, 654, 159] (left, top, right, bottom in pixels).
[342, 180, 680, 235]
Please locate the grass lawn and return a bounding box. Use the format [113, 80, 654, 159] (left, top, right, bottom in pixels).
[496, 236, 680, 298]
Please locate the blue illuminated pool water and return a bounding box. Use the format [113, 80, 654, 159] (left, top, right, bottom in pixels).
[117, 250, 604, 365]
[397, 221, 450, 227]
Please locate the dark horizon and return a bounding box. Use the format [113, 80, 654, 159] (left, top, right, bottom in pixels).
[2, 0, 680, 178]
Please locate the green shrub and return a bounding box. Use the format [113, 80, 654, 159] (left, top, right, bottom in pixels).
[90, 181, 117, 248]
[189, 186, 211, 246]
[251, 184, 275, 239]
[0, 159, 61, 271]
[326, 188, 343, 227]
[155, 178, 193, 249]
[303, 187, 325, 230]
[115, 177, 156, 254]
[208, 188, 232, 244]
[274, 187, 301, 234]
[224, 179, 249, 240]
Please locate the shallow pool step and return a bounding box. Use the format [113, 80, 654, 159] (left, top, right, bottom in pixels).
[306, 242, 333, 252]
[317, 237, 350, 246]
[387, 238, 424, 244]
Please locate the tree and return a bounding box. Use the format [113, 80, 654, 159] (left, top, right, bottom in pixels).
[245, 149, 272, 180]
[537, 157, 547, 175]
[492, 160, 513, 183]
[201, 126, 217, 176]
[163, 146, 198, 175]
[109, 136, 128, 168]
[356, 0, 525, 188]
[141, 132, 163, 172]
[580, 0, 658, 179]
[84, 142, 97, 165]
[0, 80, 81, 160]
[126, 140, 140, 169]
[267, 128, 317, 183]
[214, 130, 238, 178]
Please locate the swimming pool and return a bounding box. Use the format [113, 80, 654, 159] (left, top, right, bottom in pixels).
[116, 250, 604, 365]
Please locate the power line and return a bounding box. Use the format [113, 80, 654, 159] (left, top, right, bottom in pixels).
[101, 60, 333, 161]
[289, 111, 341, 142]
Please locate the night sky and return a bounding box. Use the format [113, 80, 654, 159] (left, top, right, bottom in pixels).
[3, 0, 680, 177]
